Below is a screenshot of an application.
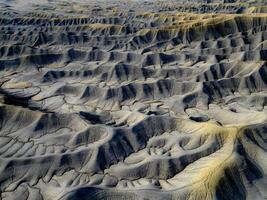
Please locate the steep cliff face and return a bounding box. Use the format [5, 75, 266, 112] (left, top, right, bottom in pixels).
[0, 1, 267, 200]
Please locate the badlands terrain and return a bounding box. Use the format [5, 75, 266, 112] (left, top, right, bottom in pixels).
[1, 0, 267, 199]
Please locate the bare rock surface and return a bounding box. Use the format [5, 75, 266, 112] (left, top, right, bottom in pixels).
[1, 1, 267, 199]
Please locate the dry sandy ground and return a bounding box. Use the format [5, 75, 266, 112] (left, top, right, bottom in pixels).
[1, 0, 267, 199]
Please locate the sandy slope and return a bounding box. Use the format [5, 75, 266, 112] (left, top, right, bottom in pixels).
[1, 1, 267, 200]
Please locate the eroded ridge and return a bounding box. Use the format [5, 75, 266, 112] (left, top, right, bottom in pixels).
[1, 1, 267, 200]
